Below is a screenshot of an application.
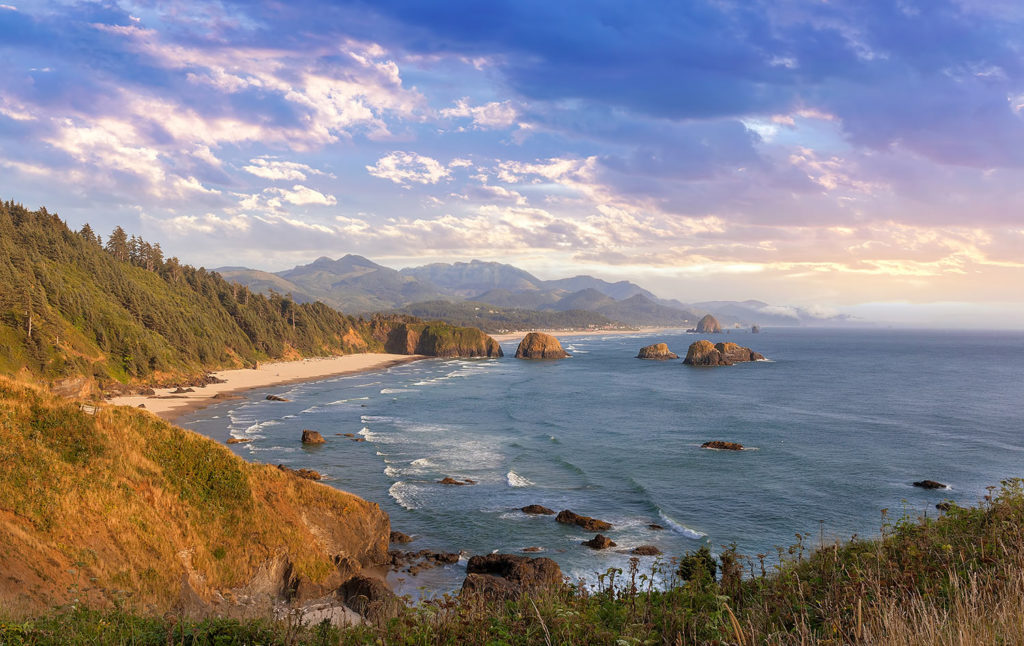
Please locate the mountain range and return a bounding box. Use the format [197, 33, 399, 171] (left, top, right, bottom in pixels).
[218, 257, 852, 329]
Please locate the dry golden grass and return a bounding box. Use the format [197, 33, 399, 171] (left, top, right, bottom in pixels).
[0, 376, 389, 614]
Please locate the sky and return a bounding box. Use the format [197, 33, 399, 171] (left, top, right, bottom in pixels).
[1, 1, 1023, 326]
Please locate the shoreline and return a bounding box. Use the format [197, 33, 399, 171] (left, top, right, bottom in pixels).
[108, 354, 427, 422]
[490, 327, 678, 343]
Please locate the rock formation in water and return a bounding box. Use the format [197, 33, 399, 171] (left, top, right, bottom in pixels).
[438, 476, 475, 485]
[582, 534, 616, 549]
[556, 509, 612, 531]
[695, 314, 722, 333]
[913, 480, 948, 489]
[636, 343, 679, 360]
[683, 340, 765, 366]
[701, 441, 744, 451]
[632, 545, 662, 555]
[301, 429, 326, 444]
[514, 332, 570, 359]
[382, 321, 502, 358]
[266, 394, 290, 402]
[389, 531, 414, 544]
[461, 553, 564, 600]
[751, 324, 760, 333]
[521, 504, 556, 515]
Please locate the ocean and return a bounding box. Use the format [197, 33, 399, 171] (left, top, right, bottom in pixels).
[178, 328, 1024, 596]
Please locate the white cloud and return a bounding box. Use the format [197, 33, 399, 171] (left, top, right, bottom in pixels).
[267, 185, 337, 207]
[0, 4, 17, 10]
[243, 157, 324, 181]
[441, 98, 519, 129]
[366, 151, 451, 186]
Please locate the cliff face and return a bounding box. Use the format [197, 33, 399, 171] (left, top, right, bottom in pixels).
[0, 378, 390, 613]
[382, 322, 503, 358]
[636, 343, 678, 360]
[514, 332, 570, 359]
[683, 340, 765, 366]
[695, 314, 722, 333]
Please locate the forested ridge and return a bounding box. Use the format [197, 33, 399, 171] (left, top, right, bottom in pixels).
[0, 200, 433, 390]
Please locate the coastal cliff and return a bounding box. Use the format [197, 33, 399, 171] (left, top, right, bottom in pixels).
[380, 321, 503, 358]
[0, 377, 390, 613]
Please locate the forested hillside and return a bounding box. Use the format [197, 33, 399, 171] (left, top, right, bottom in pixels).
[0, 201, 486, 392]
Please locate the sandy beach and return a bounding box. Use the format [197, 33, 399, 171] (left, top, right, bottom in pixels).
[108, 353, 425, 421]
[490, 327, 677, 342]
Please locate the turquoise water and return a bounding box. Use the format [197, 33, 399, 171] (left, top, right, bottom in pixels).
[179, 328, 1024, 595]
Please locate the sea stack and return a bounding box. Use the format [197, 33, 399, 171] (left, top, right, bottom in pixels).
[751, 324, 760, 333]
[683, 340, 765, 366]
[515, 332, 570, 359]
[636, 343, 679, 360]
[695, 314, 722, 333]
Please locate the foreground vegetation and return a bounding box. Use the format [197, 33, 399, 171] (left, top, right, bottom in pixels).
[0, 377, 387, 614]
[3, 477, 1022, 644]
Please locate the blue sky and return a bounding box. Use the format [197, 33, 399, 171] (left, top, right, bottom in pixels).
[1, 0, 1023, 323]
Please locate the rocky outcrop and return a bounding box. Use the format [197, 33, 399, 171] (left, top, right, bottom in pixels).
[389, 531, 414, 544]
[701, 441, 744, 451]
[556, 509, 612, 531]
[383, 322, 502, 358]
[632, 545, 662, 556]
[301, 430, 326, 444]
[696, 314, 722, 333]
[438, 477, 475, 485]
[337, 575, 401, 621]
[636, 343, 679, 360]
[582, 534, 616, 549]
[913, 480, 948, 489]
[514, 332, 570, 359]
[683, 340, 765, 366]
[521, 504, 555, 515]
[461, 554, 563, 600]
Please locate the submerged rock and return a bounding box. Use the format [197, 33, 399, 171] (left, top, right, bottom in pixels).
[521, 504, 556, 515]
[582, 534, 616, 550]
[695, 314, 722, 333]
[636, 343, 679, 360]
[461, 553, 563, 600]
[556, 509, 612, 532]
[913, 480, 948, 489]
[701, 441, 744, 451]
[438, 477, 474, 486]
[683, 340, 765, 366]
[301, 430, 326, 444]
[648, 523, 665, 531]
[266, 394, 290, 402]
[514, 332, 570, 359]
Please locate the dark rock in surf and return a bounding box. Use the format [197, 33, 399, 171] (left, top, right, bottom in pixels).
[632, 545, 662, 556]
[389, 531, 414, 544]
[521, 504, 555, 515]
[300, 429, 326, 444]
[266, 394, 289, 402]
[701, 441, 744, 451]
[913, 480, 947, 490]
[556, 509, 612, 532]
[582, 534, 616, 550]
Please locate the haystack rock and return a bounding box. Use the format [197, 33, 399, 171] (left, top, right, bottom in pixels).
[515, 332, 570, 359]
[683, 340, 765, 366]
[301, 429, 326, 444]
[636, 343, 679, 360]
[695, 314, 722, 333]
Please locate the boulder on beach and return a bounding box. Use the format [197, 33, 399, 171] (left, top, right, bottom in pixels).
[683, 340, 765, 366]
[461, 553, 563, 601]
[556, 509, 612, 532]
[581, 534, 616, 550]
[701, 441, 744, 451]
[521, 504, 555, 515]
[913, 480, 948, 490]
[514, 332, 570, 359]
[636, 343, 679, 360]
[266, 394, 290, 402]
[696, 314, 722, 333]
[301, 429, 326, 445]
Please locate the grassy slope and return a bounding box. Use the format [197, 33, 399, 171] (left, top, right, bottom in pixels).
[0, 377, 389, 614]
[4, 480, 1022, 644]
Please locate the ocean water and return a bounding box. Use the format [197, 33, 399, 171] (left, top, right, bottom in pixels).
[178, 328, 1024, 596]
